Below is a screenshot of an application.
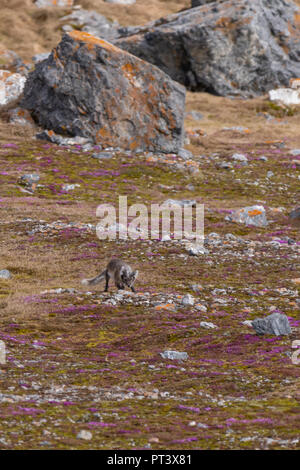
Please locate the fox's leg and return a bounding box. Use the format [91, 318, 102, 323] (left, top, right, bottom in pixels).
[104, 271, 110, 292]
[131, 286, 136, 293]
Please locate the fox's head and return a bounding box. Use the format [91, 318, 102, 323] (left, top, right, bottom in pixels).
[121, 268, 139, 288]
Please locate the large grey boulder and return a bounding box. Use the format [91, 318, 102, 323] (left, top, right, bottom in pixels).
[252, 312, 291, 336]
[116, 0, 300, 96]
[21, 32, 185, 153]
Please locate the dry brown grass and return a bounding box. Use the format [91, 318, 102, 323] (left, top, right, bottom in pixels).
[185, 92, 300, 154]
[0, 0, 189, 62]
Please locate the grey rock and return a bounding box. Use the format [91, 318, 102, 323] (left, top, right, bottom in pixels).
[185, 110, 204, 120]
[191, 284, 203, 294]
[289, 207, 300, 226]
[92, 151, 114, 160]
[35, 0, 74, 6]
[252, 312, 291, 336]
[116, 0, 300, 96]
[32, 53, 51, 64]
[60, 9, 121, 42]
[181, 294, 195, 306]
[0, 70, 26, 107]
[0, 47, 23, 72]
[187, 244, 208, 256]
[19, 173, 40, 185]
[225, 233, 237, 241]
[289, 149, 300, 156]
[77, 430, 92, 440]
[0, 341, 5, 365]
[36, 130, 93, 147]
[8, 107, 35, 127]
[62, 184, 80, 191]
[218, 161, 233, 169]
[178, 148, 194, 160]
[226, 205, 268, 227]
[231, 153, 248, 163]
[21, 32, 185, 153]
[164, 199, 196, 208]
[0, 269, 12, 280]
[160, 350, 188, 361]
[19, 173, 40, 191]
[200, 321, 218, 329]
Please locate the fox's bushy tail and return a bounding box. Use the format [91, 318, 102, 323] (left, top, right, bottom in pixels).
[81, 270, 106, 286]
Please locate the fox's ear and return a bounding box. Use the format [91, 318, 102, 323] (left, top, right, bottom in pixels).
[132, 270, 139, 279]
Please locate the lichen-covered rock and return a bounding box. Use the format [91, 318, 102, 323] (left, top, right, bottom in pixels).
[0, 70, 26, 108]
[19, 173, 40, 191]
[35, 0, 73, 7]
[252, 312, 291, 336]
[36, 129, 92, 147]
[116, 0, 300, 96]
[226, 205, 268, 227]
[21, 32, 185, 153]
[60, 10, 121, 42]
[269, 87, 300, 105]
[8, 107, 35, 127]
[0, 45, 23, 72]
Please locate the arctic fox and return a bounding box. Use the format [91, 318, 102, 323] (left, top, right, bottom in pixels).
[81, 259, 138, 292]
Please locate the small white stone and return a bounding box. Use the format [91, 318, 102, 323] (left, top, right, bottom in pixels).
[77, 430, 92, 440]
[182, 294, 194, 306]
[200, 321, 218, 329]
[0, 341, 6, 365]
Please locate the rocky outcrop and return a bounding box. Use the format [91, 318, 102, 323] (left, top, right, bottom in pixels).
[21, 32, 185, 153]
[116, 0, 300, 96]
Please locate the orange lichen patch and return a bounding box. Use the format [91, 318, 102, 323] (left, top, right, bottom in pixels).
[129, 140, 139, 150]
[290, 78, 300, 89]
[97, 128, 109, 139]
[51, 0, 73, 5]
[185, 160, 198, 167]
[264, 140, 284, 145]
[248, 210, 262, 216]
[68, 31, 119, 54]
[215, 16, 251, 30]
[294, 13, 300, 25]
[146, 156, 158, 163]
[154, 303, 176, 311]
